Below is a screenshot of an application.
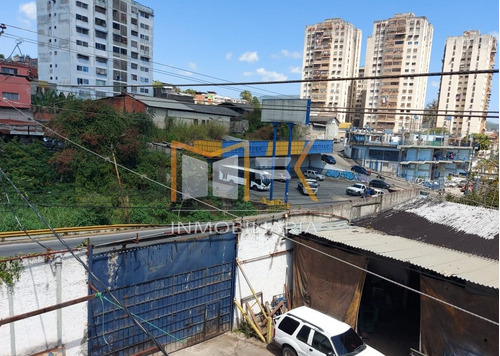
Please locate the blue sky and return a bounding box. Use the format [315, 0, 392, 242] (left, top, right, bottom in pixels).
[1, 0, 498, 121]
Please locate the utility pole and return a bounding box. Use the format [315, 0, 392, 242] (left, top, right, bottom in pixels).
[111, 146, 130, 223]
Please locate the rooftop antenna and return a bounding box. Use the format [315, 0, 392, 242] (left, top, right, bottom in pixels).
[7, 38, 24, 61]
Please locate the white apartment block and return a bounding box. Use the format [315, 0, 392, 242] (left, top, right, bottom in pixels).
[364, 13, 433, 133]
[436, 30, 497, 138]
[37, 0, 154, 99]
[301, 18, 362, 123]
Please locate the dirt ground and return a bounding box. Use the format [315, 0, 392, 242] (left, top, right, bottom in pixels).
[170, 332, 281, 356]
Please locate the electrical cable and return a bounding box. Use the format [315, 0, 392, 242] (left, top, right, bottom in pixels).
[0, 168, 169, 355]
[2, 98, 498, 327]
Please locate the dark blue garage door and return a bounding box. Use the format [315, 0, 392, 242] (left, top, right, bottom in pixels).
[87, 232, 237, 355]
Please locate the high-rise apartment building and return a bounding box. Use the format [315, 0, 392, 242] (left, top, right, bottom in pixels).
[436, 30, 497, 138]
[37, 0, 153, 99]
[301, 18, 362, 123]
[363, 13, 433, 133]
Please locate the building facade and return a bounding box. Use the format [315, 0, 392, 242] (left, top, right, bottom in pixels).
[363, 13, 433, 133]
[300, 18, 362, 124]
[36, 0, 154, 99]
[436, 31, 497, 139]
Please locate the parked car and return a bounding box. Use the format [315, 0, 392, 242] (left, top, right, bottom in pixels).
[304, 169, 325, 181]
[346, 183, 367, 196]
[368, 188, 384, 197]
[351, 165, 371, 175]
[298, 179, 319, 195]
[369, 179, 390, 189]
[273, 306, 384, 356]
[274, 172, 288, 182]
[321, 154, 336, 165]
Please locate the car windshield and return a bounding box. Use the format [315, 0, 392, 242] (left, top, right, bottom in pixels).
[331, 328, 365, 355]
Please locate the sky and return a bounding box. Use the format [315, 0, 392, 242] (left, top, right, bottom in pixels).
[0, 0, 498, 122]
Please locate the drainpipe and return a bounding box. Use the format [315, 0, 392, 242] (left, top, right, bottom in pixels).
[55, 256, 63, 348]
[8, 286, 16, 356]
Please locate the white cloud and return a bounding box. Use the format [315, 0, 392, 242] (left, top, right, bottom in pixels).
[19, 2, 36, 20]
[272, 49, 302, 60]
[225, 52, 233, 60]
[242, 71, 253, 77]
[255, 68, 287, 81]
[239, 51, 259, 63]
[430, 80, 440, 88]
[188, 62, 197, 71]
[180, 70, 193, 77]
[289, 66, 301, 74]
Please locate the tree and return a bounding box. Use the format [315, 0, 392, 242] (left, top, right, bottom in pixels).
[240, 90, 253, 103]
[182, 89, 197, 96]
[422, 99, 438, 130]
[471, 133, 490, 151]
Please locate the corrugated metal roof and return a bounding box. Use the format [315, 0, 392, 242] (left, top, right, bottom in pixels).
[292, 225, 499, 289]
[354, 199, 499, 260]
[131, 94, 195, 111]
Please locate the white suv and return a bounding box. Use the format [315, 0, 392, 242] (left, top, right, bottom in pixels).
[273, 306, 384, 356]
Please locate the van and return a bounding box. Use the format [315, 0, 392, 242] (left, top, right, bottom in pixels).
[273, 306, 384, 356]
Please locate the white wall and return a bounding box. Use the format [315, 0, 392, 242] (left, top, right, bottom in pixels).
[0, 252, 88, 356]
[233, 214, 335, 324]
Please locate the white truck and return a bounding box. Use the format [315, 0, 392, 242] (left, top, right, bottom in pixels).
[346, 183, 367, 196]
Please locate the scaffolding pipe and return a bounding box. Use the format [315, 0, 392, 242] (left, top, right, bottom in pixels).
[55, 256, 63, 348]
[233, 299, 266, 343]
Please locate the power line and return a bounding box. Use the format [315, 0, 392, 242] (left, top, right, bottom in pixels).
[0, 168, 169, 355]
[2, 98, 497, 327]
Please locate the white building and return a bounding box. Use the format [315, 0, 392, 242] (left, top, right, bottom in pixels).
[436, 30, 497, 139]
[300, 18, 362, 124]
[37, 0, 154, 99]
[363, 13, 433, 133]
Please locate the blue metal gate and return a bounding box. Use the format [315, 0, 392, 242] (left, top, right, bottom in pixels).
[87, 232, 237, 355]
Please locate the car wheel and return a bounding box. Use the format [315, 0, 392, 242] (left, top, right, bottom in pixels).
[282, 345, 298, 356]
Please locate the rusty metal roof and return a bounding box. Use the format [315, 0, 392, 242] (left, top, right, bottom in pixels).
[353, 198, 499, 260]
[292, 225, 499, 289]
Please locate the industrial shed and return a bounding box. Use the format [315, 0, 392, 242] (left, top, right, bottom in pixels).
[288, 199, 499, 355]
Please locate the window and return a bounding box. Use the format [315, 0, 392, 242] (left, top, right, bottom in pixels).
[131, 18, 138, 25]
[312, 332, 333, 354]
[140, 66, 149, 72]
[96, 79, 106, 86]
[76, 26, 89, 35]
[1, 67, 18, 75]
[139, 10, 149, 18]
[96, 68, 107, 75]
[140, 34, 149, 41]
[77, 78, 89, 85]
[76, 40, 89, 47]
[96, 56, 107, 64]
[77, 54, 89, 60]
[2, 92, 19, 100]
[131, 74, 137, 80]
[140, 56, 150, 62]
[139, 88, 149, 93]
[95, 43, 106, 50]
[95, 30, 107, 39]
[277, 316, 300, 335]
[76, 1, 88, 9]
[95, 6, 106, 14]
[131, 30, 138, 36]
[140, 23, 149, 30]
[131, 52, 138, 59]
[131, 63, 138, 69]
[297, 326, 311, 343]
[77, 65, 89, 72]
[95, 18, 106, 26]
[113, 22, 120, 30]
[76, 14, 88, 22]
